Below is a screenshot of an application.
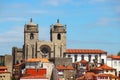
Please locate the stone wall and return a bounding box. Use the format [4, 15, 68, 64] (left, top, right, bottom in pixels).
[54, 58, 72, 66]
[4, 54, 13, 75]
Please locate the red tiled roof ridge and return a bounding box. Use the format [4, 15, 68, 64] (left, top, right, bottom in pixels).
[26, 58, 49, 63]
[0, 66, 7, 69]
[66, 49, 106, 54]
[107, 55, 120, 60]
[99, 64, 116, 70]
[56, 64, 66, 70]
[65, 65, 74, 70]
[56, 65, 74, 70]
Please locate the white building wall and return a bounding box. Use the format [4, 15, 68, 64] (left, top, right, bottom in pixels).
[107, 58, 112, 67]
[66, 53, 107, 63]
[107, 58, 120, 76]
[101, 54, 107, 64]
[112, 60, 120, 76]
[26, 62, 42, 68]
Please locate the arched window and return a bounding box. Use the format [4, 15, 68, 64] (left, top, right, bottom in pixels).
[30, 33, 34, 39]
[57, 33, 61, 40]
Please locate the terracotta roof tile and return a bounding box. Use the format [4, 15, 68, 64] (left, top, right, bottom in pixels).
[26, 58, 49, 63]
[107, 55, 120, 60]
[80, 60, 88, 64]
[94, 74, 119, 79]
[66, 49, 106, 54]
[65, 65, 74, 70]
[56, 65, 74, 70]
[21, 75, 47, 79]
[0, 66, 7, 70]
[56, 65, 66, 70]
[99, 64, 115, 70]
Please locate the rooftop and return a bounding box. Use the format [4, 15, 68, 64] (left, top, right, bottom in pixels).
[98, 64, 116, 70]
[26, 58, 49, 63]
[56, 64, 74, 70]
[66, 49, 106, 54]
[0, 66, 7, 70]
[107, 55, 120, 60]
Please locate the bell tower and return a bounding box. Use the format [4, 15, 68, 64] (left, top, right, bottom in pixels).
[24, 18, 39, 60]
[50, 19, 66, 58]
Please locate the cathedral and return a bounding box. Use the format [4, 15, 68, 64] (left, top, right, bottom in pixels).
[12, 18, 67, 65]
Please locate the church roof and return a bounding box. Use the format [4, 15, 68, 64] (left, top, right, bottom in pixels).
[66, 49, 106, 54]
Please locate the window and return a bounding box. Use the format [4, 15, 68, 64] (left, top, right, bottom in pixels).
[106, 70, 108, 72]
[114, 61, 117, 66]
[30, 33, 34, 39]
[119, 62, 120, 66]
[88, 55, 91, 62]
[57, 33, 61, 40]
[95, 55, 98, 59]
[111, 70, 113, 72]
[101, 59, 104, 64]
[74, 55, 77, 62]
[81, 55, 84, 60]
[68, 55, 71, 58]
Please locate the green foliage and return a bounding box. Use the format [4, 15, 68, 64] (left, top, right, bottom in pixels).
[117, 51, 120, 56]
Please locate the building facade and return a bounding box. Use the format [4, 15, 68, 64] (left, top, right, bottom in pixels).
[107, 55, 120, 76]
[12, 19, 66, 65]
[65, 49, 107, 64]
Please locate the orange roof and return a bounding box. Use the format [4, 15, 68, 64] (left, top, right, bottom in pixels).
[80, 60, 88, 64]
[56, 65, 66, 70]
[90, 67, 103, 71]
[21, 75, 47, 79]
[77, 73, 119, 80]
[99, 64, 116, 70]
[94, 74, 119, 79]
[56, 65, 74, 70]
[77, 72, 95, 80]
[26, 58, 49, 63]
[0, 66, 7, 70]
[65, 65, 74, 70]
[107, 55, 120, 60]
[66, 49, 106, 54]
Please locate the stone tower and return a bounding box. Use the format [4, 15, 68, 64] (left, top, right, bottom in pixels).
[24, 18, 39, 60]
[50, 19, 67, 58]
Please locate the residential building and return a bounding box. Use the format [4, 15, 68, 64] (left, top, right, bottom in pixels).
[65, 49, 107, 64]
[0, 66, 11, 80]
[107, 55, 120, 76]
[19, 58, 54, 80]
[56, 64, 76, 80]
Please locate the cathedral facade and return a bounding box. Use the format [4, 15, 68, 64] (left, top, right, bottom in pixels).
[12, 19, 67, 65]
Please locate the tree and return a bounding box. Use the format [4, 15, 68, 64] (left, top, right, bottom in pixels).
[117, 51, 120, 56]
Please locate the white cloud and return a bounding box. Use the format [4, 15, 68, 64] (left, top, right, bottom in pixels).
[28, 10, 48, 15]
[0, 17, 26, 22]
[85, 17, 120, 27]
[0, 26, 23, 42]
[41, 0, 72, 6]
[90, 0, 106, 3]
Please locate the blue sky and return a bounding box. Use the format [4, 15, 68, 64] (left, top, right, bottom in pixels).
[0, 0, 120, 55]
